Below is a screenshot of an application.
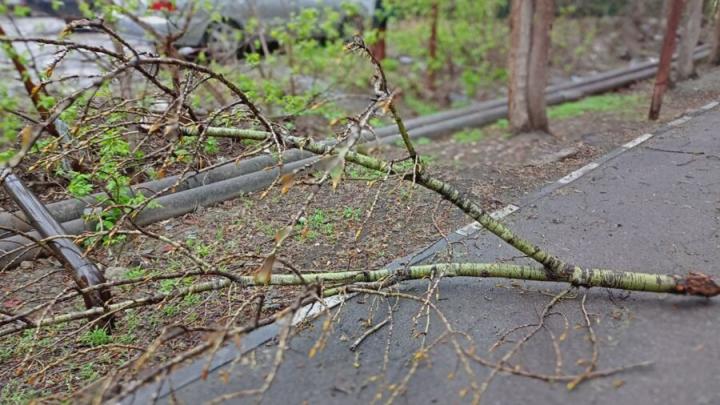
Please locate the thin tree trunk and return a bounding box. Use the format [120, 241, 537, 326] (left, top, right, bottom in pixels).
[709, 1, 720, 64]
[526, 0, 553, 132]
[649, 0, 685, 120]
[427, 1, 439, 92]
[678, 0, 703, 80]
[508, 0, 533, 132]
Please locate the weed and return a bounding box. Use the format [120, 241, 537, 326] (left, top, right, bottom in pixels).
[78, 363, 98, 381]
[182, 293, 201, 307]
[163, 304, 179, 317]
[342, 207, 363, 221]
[159, 279, 180, 294]
[79, 327, 111, 347]
[124, 267, 146, 280]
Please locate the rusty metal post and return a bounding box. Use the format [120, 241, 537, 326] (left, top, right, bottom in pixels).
[2, 169, 112, 315]
[370, 0, 388, 61]
[649, 0, 685, 120]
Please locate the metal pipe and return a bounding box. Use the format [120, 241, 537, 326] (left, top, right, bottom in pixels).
[2, 169, 111, 312]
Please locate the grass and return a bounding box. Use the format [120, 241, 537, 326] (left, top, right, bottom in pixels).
[548, 93, 642, 120]
[79, 327, 112, 347]
[457, 93, 641, 140]
[453, 128, 486, 143]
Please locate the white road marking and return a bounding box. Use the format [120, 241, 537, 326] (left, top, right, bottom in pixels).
[622, 133, 654, 149]
[701, 101, 719, 111]
[292, 294, 347, 325]
[668, 116, 692, 126]
[557, 162, 600, 184]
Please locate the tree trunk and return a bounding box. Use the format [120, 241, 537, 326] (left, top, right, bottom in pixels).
[526, 0, 553, 132]
[678, 0, 703, 80]
[508, 0, 553, 134]
[427, 2, 440, 92]
[508, 0, 533, 132]
[710, 1, 720, 64]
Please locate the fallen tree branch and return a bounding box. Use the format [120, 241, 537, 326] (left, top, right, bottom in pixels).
[3, 262, 716, 337]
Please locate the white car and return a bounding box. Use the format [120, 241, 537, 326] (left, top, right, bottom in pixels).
[117, 0, 377, 57]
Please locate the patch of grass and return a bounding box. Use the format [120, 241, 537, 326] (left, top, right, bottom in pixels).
[159, 279, 180, 294]
[79, 327, 111, 347]
[163, 304, 179, 317]
[415, 137, 432, 145]
[453, 128, 486, 143]
[124, 266, 146, 280]
[548, 93, 641, 120]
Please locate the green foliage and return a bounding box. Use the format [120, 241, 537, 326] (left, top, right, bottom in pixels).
[384, 0, 507, 99]
[68, 173, 93, 197]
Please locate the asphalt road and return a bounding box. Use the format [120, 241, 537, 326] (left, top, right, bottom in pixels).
[122, 104, 720, 404]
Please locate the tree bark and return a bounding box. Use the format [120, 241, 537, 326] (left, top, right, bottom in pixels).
[710, 1, 720, 64]
[526, 0, 553, 132]
[677, 0, 703, 80]
[508, 0, 553, 134]
[427, 2, 440, 91]
[508, 0, 533, 132]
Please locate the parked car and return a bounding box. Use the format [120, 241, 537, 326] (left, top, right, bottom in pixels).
[117, 0, 377, 58]
[25, 1, 377, 55]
